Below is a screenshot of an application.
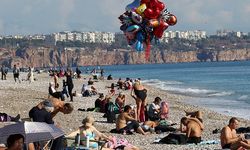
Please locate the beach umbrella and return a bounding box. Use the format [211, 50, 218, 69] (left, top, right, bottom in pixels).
[0, 122, 64, 144]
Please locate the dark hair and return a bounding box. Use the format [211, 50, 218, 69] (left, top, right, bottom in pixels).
[154, 97, 162, 103]
[64, 103, 74, 114]
[124, 105, 132, 112]
[181, 117, 188, 124]
[7, 134, 24, 148]
[229, 117, 239, 124]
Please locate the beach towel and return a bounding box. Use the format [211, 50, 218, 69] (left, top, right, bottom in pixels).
[107, 136, 133, 149]
[154, 137, 219, 145]
[159, 133, 187, 144]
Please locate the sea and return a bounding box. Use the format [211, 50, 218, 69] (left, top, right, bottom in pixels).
[84, 61, 250, 120]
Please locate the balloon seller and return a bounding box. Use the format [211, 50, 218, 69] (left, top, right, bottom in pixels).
[118, 0, 177, 60]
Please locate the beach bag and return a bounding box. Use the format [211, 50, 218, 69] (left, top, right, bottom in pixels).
[0, 113, 8, 122]
[106, 102, 118, 123]
[159, 133, 187, 144]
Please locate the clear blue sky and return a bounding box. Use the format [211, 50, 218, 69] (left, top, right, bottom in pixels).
[0, 0, 249, 35]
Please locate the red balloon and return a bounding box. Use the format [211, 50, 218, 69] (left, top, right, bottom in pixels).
[153, 20, 169, 38]
[166, 14, 177, 26]
[156, 1, 165, 11]
[144, 8, 160, 19]
[141, 0, 150, 4]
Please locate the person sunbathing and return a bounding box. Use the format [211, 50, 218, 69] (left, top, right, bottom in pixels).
[220, 117, 250, 150]
[48, 82, 65, 100]
[116, 105, 147, 135]
[185, 110, 203, 123]
[180, 116, 204, 144]
[67, 116, 139, 150]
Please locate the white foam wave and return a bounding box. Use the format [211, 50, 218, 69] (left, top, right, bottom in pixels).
[143, 79, 183, 85]
[238, 95, 249, 100]
[144, 79, 234, 98]
[208, 91, 234, 97]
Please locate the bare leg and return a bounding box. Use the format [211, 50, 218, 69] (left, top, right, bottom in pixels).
[136, 99, 142, 121]
[185, 110, 202, 119]
[136, 126, 148, 135]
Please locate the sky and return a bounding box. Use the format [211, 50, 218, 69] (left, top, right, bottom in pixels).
[0, 0, 249, 35]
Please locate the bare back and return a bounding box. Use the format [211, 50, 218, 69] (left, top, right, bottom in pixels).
[116, 112, 135, 130]
[186, 120, 202, 138]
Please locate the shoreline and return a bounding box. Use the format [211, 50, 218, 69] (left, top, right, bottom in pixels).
[1, 72, 250, 149]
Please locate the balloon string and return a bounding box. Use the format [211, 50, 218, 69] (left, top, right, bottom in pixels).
[145, 34, 151, 60]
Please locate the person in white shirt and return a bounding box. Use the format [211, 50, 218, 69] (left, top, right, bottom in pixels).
[148, 97, 161, 121]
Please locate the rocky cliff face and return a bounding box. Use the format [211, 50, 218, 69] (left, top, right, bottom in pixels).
[0, 47, 249, 68]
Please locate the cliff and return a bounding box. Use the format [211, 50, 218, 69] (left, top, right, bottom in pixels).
[0, 47, 250, 68]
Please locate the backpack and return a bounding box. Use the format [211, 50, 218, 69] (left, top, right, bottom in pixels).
[0, 113, 8, 122]
[106, 102, 118, 123]
[159, 133, 187, 144]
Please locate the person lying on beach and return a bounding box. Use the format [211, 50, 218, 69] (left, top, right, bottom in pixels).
[180, 116, 204, 144]
[116, 105, 147, 135]
[49, 97, 73, 118]
[81, 84, 92, 97]
[48, 82, 65, 100]
[0, 113, 20, 122]
[185, 110, 203, 123]
[142, 120, 177, 133]
[220, 117, 250, 150]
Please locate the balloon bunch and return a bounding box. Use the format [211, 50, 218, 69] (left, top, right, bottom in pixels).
[119, 0, 177, 59]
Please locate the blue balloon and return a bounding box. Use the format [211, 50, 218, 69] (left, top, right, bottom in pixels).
[126, 25, 140, 32]
[136, 41, 143, 51]
[126, 0, 141, 11]
[135, 31, 145, 51]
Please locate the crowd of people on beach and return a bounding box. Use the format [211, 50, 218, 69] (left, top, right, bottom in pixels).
[1, 65, 250, 150]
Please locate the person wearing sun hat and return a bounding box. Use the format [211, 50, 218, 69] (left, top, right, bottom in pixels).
[66, 116, 140, 150]
[79, 116, 113, 149]
[66, 116, 112, 150]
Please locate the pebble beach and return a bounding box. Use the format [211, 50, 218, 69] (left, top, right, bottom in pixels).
[1, 72, 250, 150]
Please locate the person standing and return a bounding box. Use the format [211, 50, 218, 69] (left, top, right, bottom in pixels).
[1, 65, 7, 80]
[13, 64, 21, 83]
[131, 80, 147, 122]
[28, 67, 34, 83]
[66, 69, 74, 102]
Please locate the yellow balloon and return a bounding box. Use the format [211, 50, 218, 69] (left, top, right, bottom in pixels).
[136, 4, 147, 15]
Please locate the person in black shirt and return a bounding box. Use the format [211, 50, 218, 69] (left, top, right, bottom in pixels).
[29, 101, 54, 124]
[66, 69, 74, 102]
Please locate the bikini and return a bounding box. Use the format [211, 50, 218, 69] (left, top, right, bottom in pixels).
[80, 128, 98, 148]
[134, 89, 147, 101]
[222, 143, 231, 149]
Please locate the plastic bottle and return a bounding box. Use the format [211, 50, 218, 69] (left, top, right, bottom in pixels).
[86, 135, 90, 148]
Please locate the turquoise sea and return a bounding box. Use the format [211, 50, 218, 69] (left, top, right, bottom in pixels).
[85, 61, 250, 120]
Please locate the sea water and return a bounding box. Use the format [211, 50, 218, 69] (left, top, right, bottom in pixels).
[84, 61, 250, 120]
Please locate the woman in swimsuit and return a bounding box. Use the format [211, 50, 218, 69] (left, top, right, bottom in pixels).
[131, 80, 147, 122]
[67, 116, 113, 150]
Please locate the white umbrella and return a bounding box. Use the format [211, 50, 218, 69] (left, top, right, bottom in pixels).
[0, 122, 64, 144]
